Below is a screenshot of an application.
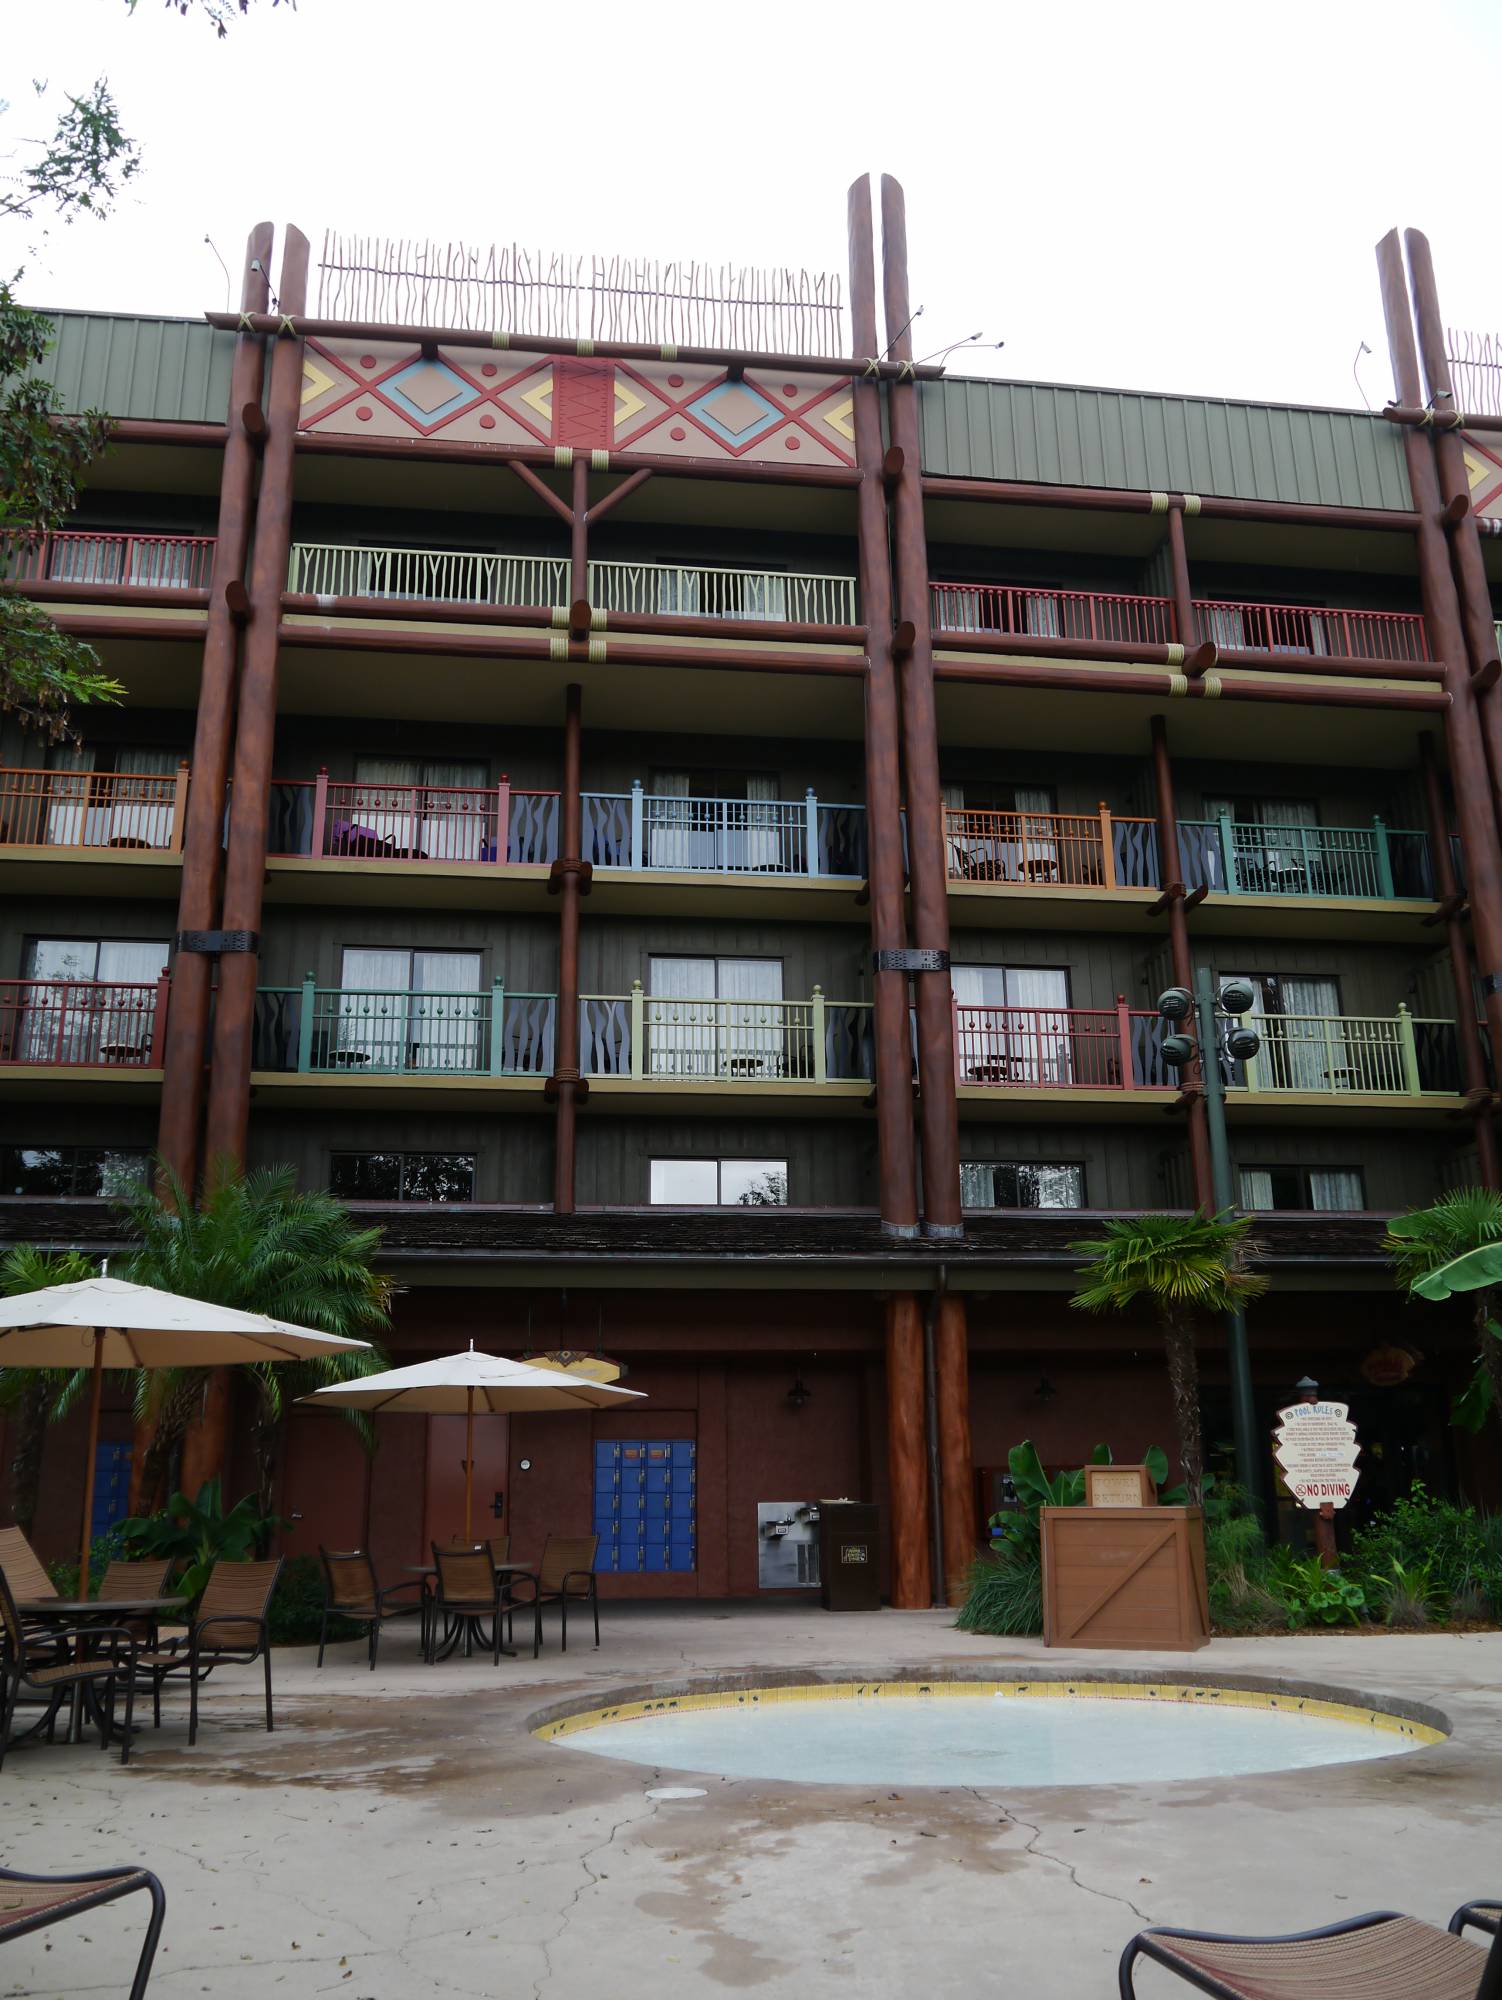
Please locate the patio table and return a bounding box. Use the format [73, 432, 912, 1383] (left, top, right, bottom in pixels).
[14, 1598, 186, 1743]
[405, 1563, 536, 1661]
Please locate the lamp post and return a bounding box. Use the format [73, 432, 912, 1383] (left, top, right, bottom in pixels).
[1157, 973, 1266, 1507]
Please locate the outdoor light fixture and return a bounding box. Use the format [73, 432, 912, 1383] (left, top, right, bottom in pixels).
[1160, 1032, 1196, 1069]
[1218, 978, 1258, 1017]
[1033, 1376, 1058, 1404]
[1157, 986, 1194, 1021]
[787, 1376, 812, 1411]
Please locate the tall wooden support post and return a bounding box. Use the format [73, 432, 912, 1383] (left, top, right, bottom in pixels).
[851, 174, 927, 1607]
[551, 683, 585, 1212]
[1404, 231, 1502, 739]
[878, 176, 962, 1241]
[1164, 501, 1197, 653]
[1377, 233, 1502, 1073]
[156, 223, 273, 1194]
[1150, 716, 1214, 1208]
[569, 457, 588, 608]
[1418, 732, 1499, 1183]
[934, 1291, 976, 1600]
[204, 227, 311, 1173]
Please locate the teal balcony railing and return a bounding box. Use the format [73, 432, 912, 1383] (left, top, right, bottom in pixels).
[251, 981, 555, 1076]
[1176, 818, 1433, 900]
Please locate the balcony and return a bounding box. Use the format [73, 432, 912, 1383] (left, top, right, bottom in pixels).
[581, 984, 873, 1109]
[930, 581, 1428, 666]
[1176, 818, 1432, 900]
[284, 545, 859, 628]
[0, 764, 189, 899]
[1, 531, 215, 592]
[0, 978, 168, 1092]
[953, 1001, 1464, 1120]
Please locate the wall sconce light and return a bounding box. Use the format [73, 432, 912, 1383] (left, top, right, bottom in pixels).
[1033, 1376, 1057, 1405]
[787, 1376, 812, 1411]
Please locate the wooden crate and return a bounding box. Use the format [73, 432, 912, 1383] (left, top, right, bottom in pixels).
[1041, 1505, 1209, 1651]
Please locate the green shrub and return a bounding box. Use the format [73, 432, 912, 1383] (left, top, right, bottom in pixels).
[116, 1478, 280, 1611]
[1204, 1502, 1285, 1633]
[954, 1550, 1043, 1636]
[1264, 1547, 1366, 1628]
[45, 1526, 127, 1601]
[1365, 1557, 1448, 1628]
[267, 1553, 359, 1647]
[1348, 1483, 1486, 1600]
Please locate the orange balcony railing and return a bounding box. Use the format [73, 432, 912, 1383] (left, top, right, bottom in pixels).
[0, 765, 189, 852]
[942, 804, 1159, 890]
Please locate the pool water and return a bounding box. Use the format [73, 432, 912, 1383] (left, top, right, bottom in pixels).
[549, 1686, 1440, 1789]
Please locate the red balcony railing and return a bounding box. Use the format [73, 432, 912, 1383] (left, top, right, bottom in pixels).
[0, 979, 169, 1068]
[1191, 599, 1428, 663]
[954, 1001, 1169, 1090]
[930, 583, 1175, 646]
[0, 531, 216, 590]
[0, 765, 188, 851]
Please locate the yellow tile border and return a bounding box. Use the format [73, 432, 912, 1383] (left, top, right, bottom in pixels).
[533, 1678, 1447, 1746]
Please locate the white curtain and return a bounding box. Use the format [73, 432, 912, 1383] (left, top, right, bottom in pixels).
[1238, 1169, 1276, 1211]
[113, 747, 178, 848]
[717, 957, 783, 1076]
[411, 950, 483, 1071]
[648, 954, 713, 1075]
[43, 745, 96, 847]
[1024, 593, 1061, 637]
[1015, 784, 1057, 881]
[649, 771, 696, 870]
[941, 781, 969, 876]
[1282, 975, 1343, 1091]
[25, 938, 164, 1060]
[420, 759, 488, 862]
[742, 773, 780, 872]
[1309, 1169, 1363, 1210]
[1259, 799, 1320, 880]
[339, 947, 412, 1069]
[49, 536, 122, 585]
[1202, 605, 1247, 650]
[742, 573, 788, 622]
[1006, 967, 1070, 1083]
[353, 756, 420, 853]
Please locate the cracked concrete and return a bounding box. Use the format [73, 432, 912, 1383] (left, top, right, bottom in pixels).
[0, 1602, 1497, 1998]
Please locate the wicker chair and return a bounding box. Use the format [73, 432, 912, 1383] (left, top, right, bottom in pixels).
[428, 1545, 506, 1665]
[316, 1548, 425, 1669]
[1119, 1898, 1502, 1999]
[135, 1558, 283, 1746]
[0, 1569, 138, 1770]
[509, 1534, 599, 1658]
[0, 1866, 165, 1999]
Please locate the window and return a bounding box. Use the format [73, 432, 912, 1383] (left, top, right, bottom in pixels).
[1, 1145, 149, 1197]
[328, 1152, 476, 1202]
[942, 785, 1059, 884]
[952, 964, 1071, 1084]
[649, 1159, 788, 1206]
[1220, 972, 1345, 1092]
[337, 947, 484, 1073]
[961, 1162, 1084, 1210]
[349, 758, 491, 862]
[20, 937, 171, 1063]
[41, 747, 180, 850]
[647, 956, 784, 1078]
[645, 772, 784, 873]
[1238, 1167, 1365, 1213]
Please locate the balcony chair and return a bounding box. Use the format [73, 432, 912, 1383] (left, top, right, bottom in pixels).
[508, 1535, 600, 1657]
[0, 1866, 165, 2000]
[135, 1558, 282, 1746]
[1118, 1897, 1502, 1999]
[0, 1569, 138, 1769]
[316, 1548, 426, 1669]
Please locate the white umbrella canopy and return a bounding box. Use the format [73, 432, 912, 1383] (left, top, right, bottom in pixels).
[301, 1345, 643, 1538]
[0, 1276, 374, 1593]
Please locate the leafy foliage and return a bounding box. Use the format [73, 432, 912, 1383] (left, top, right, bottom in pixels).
[1347, 1482, 1494, 1603]
[0, 81, 139, 232]
[1264, 1548, 1366, 1627]
[954, 1550, 1042, 1636]
[266, 1553, 360, 1647]
[1386, 1188, 1502, 1438]
[130, 0, 292, 37]
[1364, 1557, 1448, 1628]
[117, 1477, 278, 1607]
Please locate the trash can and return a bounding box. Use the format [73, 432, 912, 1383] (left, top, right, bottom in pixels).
[819, 1501, 880, 1611]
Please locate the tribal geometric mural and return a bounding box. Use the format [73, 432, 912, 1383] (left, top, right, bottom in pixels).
[297, 340, 856, 468]
[1459, 431, 1502, 518]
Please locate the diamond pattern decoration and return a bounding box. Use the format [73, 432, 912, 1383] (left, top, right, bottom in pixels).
[301, 353, 343, 406]
[688, 380, 783, 447]
[380, 358, 479, 427]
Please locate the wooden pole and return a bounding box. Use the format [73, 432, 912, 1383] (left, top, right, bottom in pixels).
[156, 223, 273, 1195]
[1164, 502, 1197, 650]
[552, 684, 584, 1213]
[880, 174, 962, 1242]
[77, 1330, 105, 1600]
[1151, 716, 1214, 1208]
[205, 227, 311, 1174]
[883, 1294, 931, 1607]
[464, 1387, 474, 1543]
[934, 1292, 976, 1602]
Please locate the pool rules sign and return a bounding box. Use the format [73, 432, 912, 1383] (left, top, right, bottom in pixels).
[1274, 1400, 1361, 1509]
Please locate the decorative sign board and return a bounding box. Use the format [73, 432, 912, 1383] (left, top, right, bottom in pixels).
[1084, 1464, 1156, 1508]
[1274, 1400, 1361, 1509]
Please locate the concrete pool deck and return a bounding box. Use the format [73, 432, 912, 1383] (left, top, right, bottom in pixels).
[2, 1602, 1498, 1998]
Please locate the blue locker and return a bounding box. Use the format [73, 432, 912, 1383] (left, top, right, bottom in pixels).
[592, 1438, 697, 1574]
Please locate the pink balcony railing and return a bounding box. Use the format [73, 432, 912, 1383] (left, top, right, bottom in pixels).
[0, 530, 216, 590]
[0, 978, 169, 1068]
[930, 583, 1175, 646]
[0, 765, 188, 851]
[1191, 599, 1428, 663]
[954, 1001, 1170, 1090]
[268, 774, 560, 866]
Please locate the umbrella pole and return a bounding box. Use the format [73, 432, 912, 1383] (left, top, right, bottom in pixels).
[77, 1328, 106, 1599]
[464, 1388, 474, 1543]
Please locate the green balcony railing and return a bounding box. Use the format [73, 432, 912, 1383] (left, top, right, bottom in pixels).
[1227, 1008, 1460, 1097]
[251, 981, 556, 1076]
[1176, 818, 1433, 900]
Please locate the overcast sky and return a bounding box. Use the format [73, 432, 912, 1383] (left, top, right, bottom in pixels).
[4, 0, 1499, 410]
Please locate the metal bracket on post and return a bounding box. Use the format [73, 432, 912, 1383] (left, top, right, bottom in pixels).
[175, 931, 259, 954]
[873, 948, 949, 973]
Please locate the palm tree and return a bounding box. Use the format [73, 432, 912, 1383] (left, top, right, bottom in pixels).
[1069, 1213, 1268, 1504]
[1386, 1187, 1502, 1441]
[0, 1245, 98, 1530]
[114, 1162, 392, 1513]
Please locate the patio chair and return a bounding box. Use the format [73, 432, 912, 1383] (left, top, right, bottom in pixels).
[510, 1534, 599, 1658]
[0, 1865, 165, 2000]
[1119, 1897, 1502, 1999]
[96, 1559, 175, 1646]
[135, 1558, 282, 1746]
[0, 1569, 138, 1770]
[427, 1545, 508, 1665]
[316, 1548, 425, 1670]
[0, 1526, 57, 1612]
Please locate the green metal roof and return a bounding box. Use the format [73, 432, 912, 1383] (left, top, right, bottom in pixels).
[24, 309, 234, 424]
[918, 376, 1414, 510]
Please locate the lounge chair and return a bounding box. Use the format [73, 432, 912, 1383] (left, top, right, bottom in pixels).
[509, 1534, 599, 1658]
[1119, 1897, 1502, 1998]
[427, 1545, 508, 1664]
[136, 1558, 283, 1746]
[316, 1548, 425, 1669]
[0, 1866, 165, 1999]
[0, 1570, 138, 1770]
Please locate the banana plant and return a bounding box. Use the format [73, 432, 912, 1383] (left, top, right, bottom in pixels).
[990, 1440, 1186, 1556]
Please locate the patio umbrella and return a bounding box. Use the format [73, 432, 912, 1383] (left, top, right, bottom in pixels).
[0, 1275, 374, 1595]
[300, 1343, 644, 1539]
